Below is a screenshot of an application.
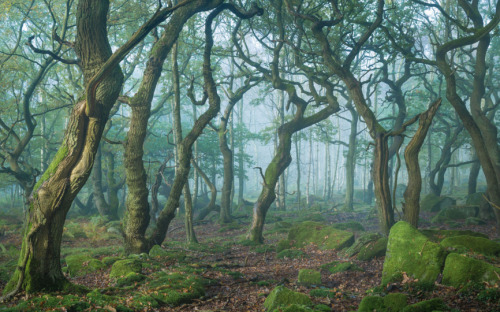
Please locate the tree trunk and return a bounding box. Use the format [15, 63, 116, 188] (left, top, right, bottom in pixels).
[219, 109, 235, 223]
[344, 103, 358, 211]
[294, 133, 301, 209]
[5, 0, 124, 294]
[193, 159, 218, 221]
[403, 99, 442, 227]
[91, 145, 116, 220]
[468, 151, 480, 195]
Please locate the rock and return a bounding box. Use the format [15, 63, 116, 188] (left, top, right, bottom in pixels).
[297, 269, 321, 287]
[431, 205, 478, 223]
[277, 239, 293, 253]
[420, 229, 488, 243]
[264, 286, 312, 311]
[401, 298, 448, 312]
[442, 253, 500, 288]
[420, 194, 455, 212]
[332, 221, 365, 232]
[149, 245, 169, 257]
[341, 233, 382, 258]
[65, 254, 105, 277]
[440, 235, 500, 256]
[465, 217, 486, 226]
[115, 272, 146, 287]
[287, 221, 354, 250]
[321, 261, 363, 274]
[381, 221, 447, 286]
[466, 192, 494, 219]
[110, 259, 142, 278]
[357, 237, 388, 261]
[276, 249, 307, 259]
[102, 256, 121, 266]
[146, 271, 207, 306]
[357, 293, 408, 312]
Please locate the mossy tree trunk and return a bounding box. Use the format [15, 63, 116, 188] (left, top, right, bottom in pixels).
[468, 151, 480, 195]
[5, 0, 124, 295]
[343, 102, 358, 211]
[192, 159, 219, 221]
[92, 145, 117, 220]
[403, 99, 442, 227]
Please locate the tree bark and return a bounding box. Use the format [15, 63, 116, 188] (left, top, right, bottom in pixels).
[344, 102, 358, 211]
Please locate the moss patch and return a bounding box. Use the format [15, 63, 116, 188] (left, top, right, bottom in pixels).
[149, 245, 169, 258]
[115, 272, 146, 287]
[110, 259, 142, 278]
[65, 254, 105, 277]
[264, 286, 312, 311]
[321, 261, 363, 274]
[381, 221, 447, 286]
[442, 253, 500, 288]
[144, 271, 207, 306]
[420, 229, 488, 243]
[357, 293, 408, 312]
[420, 193, 455, 212]
[287, 221, 354, 250]
[401, 298, 448, 312]
[297, 269, 321, 287]
[357, 296, 385, 312]
[332, 221, 365, 232]
[277, 249, 308, 259]
[440, 235, 500, 256]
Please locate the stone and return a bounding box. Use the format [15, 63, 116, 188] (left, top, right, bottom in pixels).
[110, 259, 142, 278]
[264, 286, 312, 311]
[420, 194, 455, 212]
[287, 221, 354, 250]
[297, 269, 321, 287]
[65, 254, 105, 277]
[381, 221, 447, 286]
[149, 245, 169, 257]
[440, 235, 500, 256]
[420, 229, 488, 243]
[442, 253, 500, 288]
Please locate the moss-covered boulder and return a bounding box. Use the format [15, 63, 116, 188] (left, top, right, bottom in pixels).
[332, 221, 365, 232]
[357, 293, 408, 312]
[110, 259, 142, 278]
[466, 192, 494, 219]
[264, 286, 312, 311]
[65, 254, 105, 277]
[442, 253, 500, 288]
[401, 298, 448, 312]
[287, 221, 354, 250]
[440, 235, 500, 256]
[149, 245, 169, 257]
[431, 204, 479, 223]
[277, 239, 294, 253]
[102, 256, 121, 266]
[465, 217, 486, 226]
[276, 249, 308, 259]
[381, 221, 447, 286]
[115, 272, 147, 287]
[297, 269, 321, 287]
[357, 237, 387, 261]
[420, 229, 488, 243]
[341, 233, 382, 258]
[321, 261, 363, 274]
[420, 194, 455, 212]
[145, 271, 207, 306]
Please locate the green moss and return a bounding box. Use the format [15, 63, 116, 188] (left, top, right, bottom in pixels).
[340, 233, 382, 258]
[145, 271, 207, 306]
[276, 249, 308, 259]
[332, 221, 365, 232]
[383, 293, 408, 311]
[264, 286, 312, 311]
[465, 217, 486, 225]
[314, 304, 332, 312]
[420, 194, 455, 212]
[102, 256, 121, 266]
[128, 295, 160, 310]
[149, 245, 169, 257]
[115, 272, 146, 287]
[110, 259, 142, 278]
[4, 294, 90, 312]
[321, 261, 363, 274]
[401, 298, 448, 312]
[381, 221, 447, 286]
[218, 222, 243, 232]
[297, 269, 321, 287]
[357, 296, 385, 312]
[357, 237, 388, 261]
[309, 289, 336, 298]
[65, 254, 105, 277]
[33, 144, 69, 191]
[442, 253, 500, 288]
[440, 235, 500, 256]
[477, 288, 500, 303]
[420, 229, 488, 243]
[287, 221, 354, 250]
[277, 239, 293, 252]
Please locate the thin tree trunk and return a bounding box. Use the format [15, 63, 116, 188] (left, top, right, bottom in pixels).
[344, 102, 358, 211]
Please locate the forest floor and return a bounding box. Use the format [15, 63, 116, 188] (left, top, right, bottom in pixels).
[0, 206, 499, 311]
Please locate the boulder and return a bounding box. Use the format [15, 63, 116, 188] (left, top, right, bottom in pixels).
[401, 298, 448, 312]
[440, 235, 500, 257]
[149, 245, 169, 257]
[420, 194, 455, 212]
[466, 192, 494, 219]
[431, 205, 478, 223]
[357, 293, 408, 312]
[321, 261, 363, 274]
[381, 221, 447, 285]
[263, 286, 312, 311]
[332, 221, 365, 232]
[287, 221, 354, 250]
[442, 253, 500, 288]
[110, 259, 142, 278]
[297, 269, 321, 287]
[65, 254, 105, 277]
[420, 229, 488, 243]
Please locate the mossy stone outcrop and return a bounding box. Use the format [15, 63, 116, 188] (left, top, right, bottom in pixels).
[65, 254, 105, 277]
[401, 298, 448, 312]
[149, 245, 169, 257]
[297, 269, 321, 287]
[382, 221, 447, 285]
[146, 271, 207, 306]
[420, 194, 455, 212]
[341, 233, 381, 257]
[115, 272, 146, 287]
[442, 253, 500, 288]
[287, 221, 354, 250]
[110, 259, 142, 278]
[332, 221, 365, 232]
[440, 235, 500, 256]
[357, 293, 408, 312]
[420, 229, 488, 243]
[264, 286, 312, 311]
[431, 205, 478, 223]
[321, 261, 363, 274]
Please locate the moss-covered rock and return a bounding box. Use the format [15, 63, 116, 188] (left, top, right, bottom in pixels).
[357, 296, 385, 312]
[442, 253, 500, 288]
[2, 294, 91, 312]
[465, 217, 486, 226]
[277, 239, 294, 253]
[264, 286, 312, 311]
[401, 298, 448, 312]
[102, 256, 121, 266]
[65, 254, 105, 277]
[149, 245, 169, 257]
[384, 293, 408, 311]
[381, 221, 447, 286]
[321, 261, 363, 274]
[332, 221, 365, 232]
[358, 237, 387, 261]
[145, 271, 207, 306]
[115, 272, 147, 287]
[440, 235, 500, 256]
[420, 194, 455, 212]
[420, 229, 488, 243]
[357, 293, 408, 312]
[431, 205, 479, 223]
[287, 221, 354, 250]
[110, 259, 142, 278]
[341, 233, 382, 258]
[277, 249, 308, 259]
[297, 269, 321, 287]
